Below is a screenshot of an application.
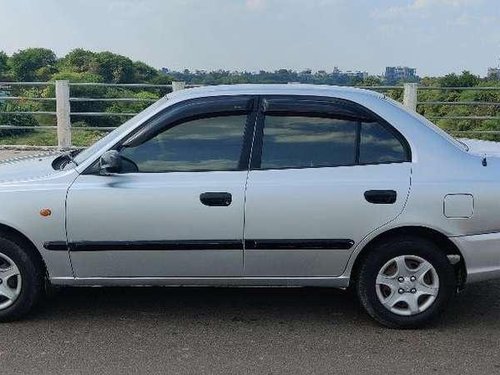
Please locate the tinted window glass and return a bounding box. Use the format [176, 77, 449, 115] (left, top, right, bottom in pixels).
[120, 115, 246, 172]
[359, 122, 407, 164]
[260, 116, 357, 169]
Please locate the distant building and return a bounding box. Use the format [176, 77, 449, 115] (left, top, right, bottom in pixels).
[332, 66, 368, 80]
[487, 67, 500, 80]
[345, 70, 369, 79]
[384, 66, 417, 83]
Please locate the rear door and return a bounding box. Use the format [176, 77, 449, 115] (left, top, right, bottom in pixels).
[243, 96, 412, 277]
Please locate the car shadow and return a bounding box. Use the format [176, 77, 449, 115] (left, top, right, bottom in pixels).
[27, 280, 500, 329]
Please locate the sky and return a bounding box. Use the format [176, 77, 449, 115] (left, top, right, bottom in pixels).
[0, 0, 499, 76]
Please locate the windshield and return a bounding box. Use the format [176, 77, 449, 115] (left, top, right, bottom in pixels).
[73, 96, 170, 165]
[384, 97, 469, 152]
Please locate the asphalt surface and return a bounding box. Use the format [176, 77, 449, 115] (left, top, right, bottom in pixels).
[0, 149, 499, 374]
[0, 149, 42, 160]
[0, 284, 499, 375]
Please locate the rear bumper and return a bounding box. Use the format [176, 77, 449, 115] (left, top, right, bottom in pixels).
[451, 232, 500, 283]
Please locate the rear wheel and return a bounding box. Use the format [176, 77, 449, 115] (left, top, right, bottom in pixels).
[356, 236, 456, 328]
[0, 237, 44, 321]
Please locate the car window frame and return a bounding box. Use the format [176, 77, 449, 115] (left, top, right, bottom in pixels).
[250, 95, 411, 171]
[83, 95, 258, 175]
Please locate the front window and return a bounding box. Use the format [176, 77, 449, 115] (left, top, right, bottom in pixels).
[73, 97, 170, 165]
[119, 115, 247, 173]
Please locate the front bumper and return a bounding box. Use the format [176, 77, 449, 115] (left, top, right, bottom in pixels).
[451, 232, 500, 283]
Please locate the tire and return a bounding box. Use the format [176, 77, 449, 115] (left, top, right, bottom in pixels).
[0, 236, 44, 322]
[356, 236, 456, 329]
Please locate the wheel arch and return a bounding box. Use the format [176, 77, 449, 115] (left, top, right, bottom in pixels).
[350, 226, 467, 288]
[0, 223, 47, 276]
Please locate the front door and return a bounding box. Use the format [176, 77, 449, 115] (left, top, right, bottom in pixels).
[66, 96, 256, 278]
[243, 96, 412, 277]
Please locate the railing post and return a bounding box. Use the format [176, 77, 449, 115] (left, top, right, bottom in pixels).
[403, 83, 418, 112]
[172, 81, 186, 92]
[55, 80, 71, 150]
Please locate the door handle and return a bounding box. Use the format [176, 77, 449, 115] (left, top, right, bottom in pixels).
[364, 190, 397, 204]
[200, 192, 232, 207]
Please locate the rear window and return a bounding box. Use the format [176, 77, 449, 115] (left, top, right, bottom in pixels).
[261, 116, 357, 169]
[359, 122, 407, 164]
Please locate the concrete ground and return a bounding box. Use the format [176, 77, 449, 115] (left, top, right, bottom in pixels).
[0, 149, 499, 374]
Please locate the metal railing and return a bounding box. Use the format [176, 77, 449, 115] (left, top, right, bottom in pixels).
[0, 81, 195, 149]
[0, 81, 499, 149]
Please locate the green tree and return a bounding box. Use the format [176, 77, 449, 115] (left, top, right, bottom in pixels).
[149, 74, 172, 85]
[58, 48, 96, 73]
[133, 61, 160, 82]
[0, 93, 40, 137]
[107, 90, 159, 114]
[49, 71, 107, 127]
[439, 70, 479, 87]
[0, 51, 8, 78]
[9, 48, 58, 81]
[361, 76, 383, 86]
[92, 52, 135, 83]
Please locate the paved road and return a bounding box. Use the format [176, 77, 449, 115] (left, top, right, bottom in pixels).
[0, 284, 499, 375]
[0, 149, 499, 374]
[0, 149, 56, 162]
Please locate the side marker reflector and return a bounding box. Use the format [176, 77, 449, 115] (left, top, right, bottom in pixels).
[40, 209, 52, 217]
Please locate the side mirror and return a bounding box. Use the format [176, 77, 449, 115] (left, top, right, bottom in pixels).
[99, 150, 122, 175]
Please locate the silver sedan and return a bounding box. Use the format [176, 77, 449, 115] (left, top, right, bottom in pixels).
[0, 84, 499, 328]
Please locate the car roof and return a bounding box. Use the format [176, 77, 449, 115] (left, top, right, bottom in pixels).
[167, 84, 385, 102]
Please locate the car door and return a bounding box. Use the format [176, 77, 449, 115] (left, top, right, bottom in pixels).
[66, 96, 256, 278]
[243, 96, 412, 277]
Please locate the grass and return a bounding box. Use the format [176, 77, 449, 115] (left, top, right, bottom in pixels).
[0, 129, 108, 147]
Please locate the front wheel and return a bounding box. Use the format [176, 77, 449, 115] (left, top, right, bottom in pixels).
[0, 237, 44, 321]
[356, 236, 456, 328]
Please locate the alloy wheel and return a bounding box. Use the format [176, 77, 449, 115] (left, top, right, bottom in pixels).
[0, 252, 22, 310]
